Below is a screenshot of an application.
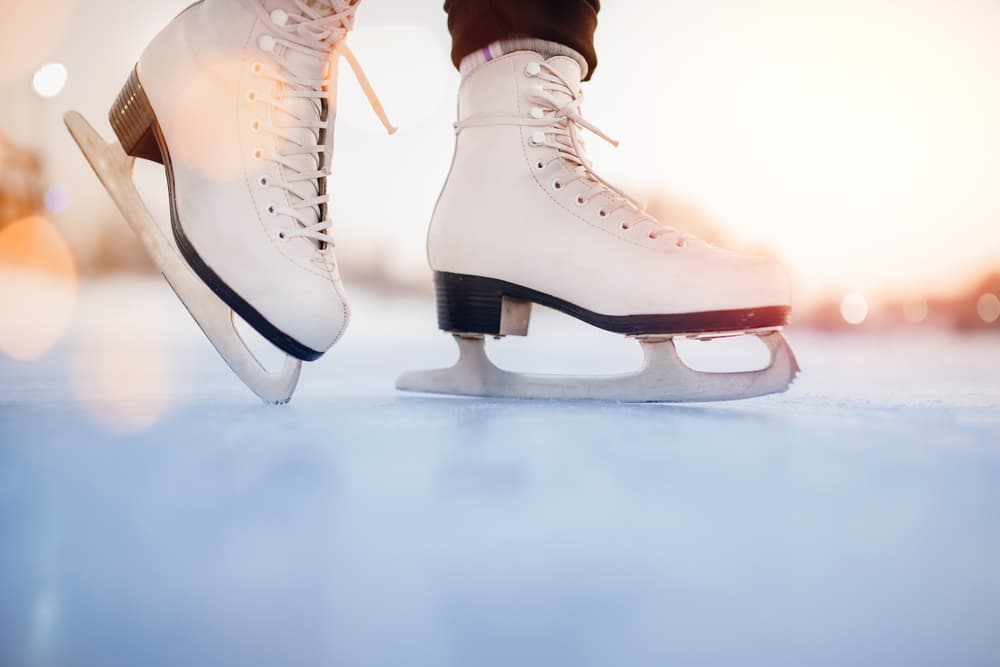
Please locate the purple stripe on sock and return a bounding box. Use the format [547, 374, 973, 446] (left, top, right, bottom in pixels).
[481, 45, 494, 62]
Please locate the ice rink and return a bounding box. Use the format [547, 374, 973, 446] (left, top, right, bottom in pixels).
[2, 279, 999, 666]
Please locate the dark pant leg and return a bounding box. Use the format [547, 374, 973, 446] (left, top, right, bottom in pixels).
[443, 0, 600, 80]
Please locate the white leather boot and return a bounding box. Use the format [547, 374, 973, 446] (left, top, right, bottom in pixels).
[428, 51, 791, 337]
[108, 0, 391, 361]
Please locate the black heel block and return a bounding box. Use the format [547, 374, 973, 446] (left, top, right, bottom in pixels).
[434, 272, 531, 336]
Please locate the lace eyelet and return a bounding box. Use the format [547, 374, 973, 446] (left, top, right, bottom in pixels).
[530, 107, 544, 120]
[675, 239, 687, 248]
[530, 131, 546, 146]
[576, 196, 586, 206]
[648, 233, 657, 240]
[252, 62, 264, 75]
[258, 176, 269, 187]
[253, 149, 263, 160]
[270, 9, 289, 26]
[258, 35, 276, 53]
[599, 209, 607, 217]
[277, 230, 286, 240]
[552, 180, 563, 191]
[246, 90, 257, 102]
[525, 62, 541, 77]
[250, 120, 261, 133]
[266, 205, 277, 215]
[536, 161, 545, 169]
[621, 223, 630, 231]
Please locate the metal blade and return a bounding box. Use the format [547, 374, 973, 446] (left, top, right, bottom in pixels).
[64, 111, 302, 404]
[397, 331, 799, 403]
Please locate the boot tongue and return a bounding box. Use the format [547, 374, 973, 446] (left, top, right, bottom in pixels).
[543, 55, 582, 107]
[538, 55, 589, 171]
[299, 0, 354, 14]
[276, 70, 324, 233]
[264, 0, 355, 236]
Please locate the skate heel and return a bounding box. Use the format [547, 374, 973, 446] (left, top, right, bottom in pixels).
[434, 272, 532, 337]
[108, 67, 164, 164]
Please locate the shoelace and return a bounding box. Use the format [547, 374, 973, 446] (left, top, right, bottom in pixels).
[246, 0, 395, 246]
[457, 61, 686, 245]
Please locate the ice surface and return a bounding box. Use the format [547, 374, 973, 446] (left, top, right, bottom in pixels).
[1, 278, 999, 667]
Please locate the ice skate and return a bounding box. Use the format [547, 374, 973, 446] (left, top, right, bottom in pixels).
[397, 51, 799, 402]
[66, 0, 394, 403]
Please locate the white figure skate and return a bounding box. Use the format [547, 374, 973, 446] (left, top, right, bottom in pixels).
[66, 0, 393, 403]
[397, 52, 799, 402]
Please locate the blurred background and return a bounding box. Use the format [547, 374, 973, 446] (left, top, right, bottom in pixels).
[2, 0, 999, 336]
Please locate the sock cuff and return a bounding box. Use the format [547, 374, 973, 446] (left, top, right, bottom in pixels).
[459, 38, 589, 79]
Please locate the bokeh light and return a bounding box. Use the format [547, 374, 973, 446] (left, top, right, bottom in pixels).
[71, 324, 174, 435]
[977, 293, 1000, 324]
[32, 63, 68, 99]
[43, 183, 72, 215]
[0, 216, 78, 360]
[902, 297, 928, 324]
[840, 293, 868, 326]
[167, 55, 254, 181]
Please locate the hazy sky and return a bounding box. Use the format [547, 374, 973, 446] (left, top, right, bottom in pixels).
[2, 0, 999, 300]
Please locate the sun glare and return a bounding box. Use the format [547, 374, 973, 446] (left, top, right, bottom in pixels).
[595, 1, 1000, 298]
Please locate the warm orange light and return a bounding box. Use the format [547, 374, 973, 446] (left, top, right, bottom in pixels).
[0, 216, 79, 360]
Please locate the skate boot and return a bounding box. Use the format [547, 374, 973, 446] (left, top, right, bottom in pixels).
[398, 51, 799, 402]
[66, 0, 394, 402]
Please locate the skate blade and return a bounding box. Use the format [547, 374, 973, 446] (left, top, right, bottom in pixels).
[64, 111, 302, 404]
[396, 330, 800, 403]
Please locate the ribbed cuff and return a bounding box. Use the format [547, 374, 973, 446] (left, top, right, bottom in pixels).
[459, 38, 588, 80]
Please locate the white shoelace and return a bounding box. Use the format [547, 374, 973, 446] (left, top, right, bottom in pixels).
[246, 0, 395, 246]
[457, 60, 685, 245]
